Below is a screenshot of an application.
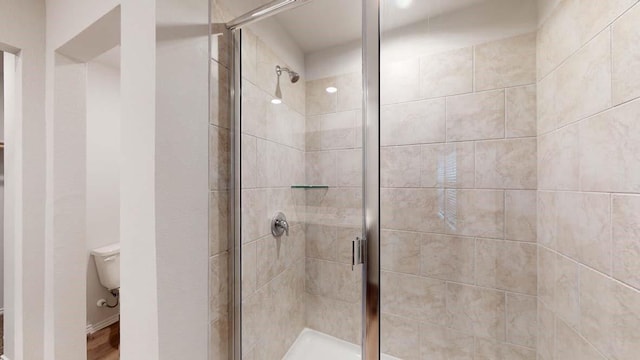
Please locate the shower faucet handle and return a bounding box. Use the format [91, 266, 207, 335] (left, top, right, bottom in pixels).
[271, 212, 289, 237]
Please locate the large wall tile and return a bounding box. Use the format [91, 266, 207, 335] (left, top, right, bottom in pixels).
[505, 190, 537, 242]
[305, 224, 338, 261]
[580, 266, 640, 359]
[475, 138, 537, 189]
[336, 149, 362, 187]
[576, 0, 639, 50]
[548, 30, 612, 128]
[305, 151, 337, 187]
[554, 254, 580, 330]
[266, 102, 305, 149]
[580, 99, 640, 193]
[242, 242, 257, 298]
[381, 57, 420, 105]
[381, 314, 420, 360]
[306, 188, 362, 228]
[241, 135, 257, 188]
[419, 322, 474, 360]
[420, 144, 445, 188]
[445, 189, 504, 238]
[210, 253, 229, 323]
[475, 32, 537, 91]
[381, 98, 446, 146]
[209, 125, 231, 190]
[306, 77, 338, 116]
[209, 190, 230, 256]
[446, 283, 506, 340]
[382, 271, 447, 324]
[381, 145, 421, 187]
[256, 140, 304, 187]
[537, 191, 557, 250]
[506, 293, 536, 348]
[506, 85, 537, 138]
[306, 110, 358, 151]
[210, 60, 231, 129]
[537, 0, 581, 79]
[381, 230, 421, 275]
[475, 338, 536, 360]
[446, 90, 505, 141]
[476, 239, 537, 295]
[305, 293, 361, 344]
[612, 195, 640, 290]
[337, 72, 363, 111]
[538, 247, 556, 308]
[239, 30, 257, 84]
[555, 319, 606, 360]
[612, 3, 640, 105]
[241, 80, 268, 137]
[420, 234, 475, 283]
[537, 301, 555, 360]
[241, 189, 268, 243]
[538, 124, 579, 191]
[381, 188, 445, 233]
[556, 192, 612, 274]
[419, 47, 473, 99]
[256, 225, 304, 288]
[305, 258, 360, 302]
[444, 142, 475, 188]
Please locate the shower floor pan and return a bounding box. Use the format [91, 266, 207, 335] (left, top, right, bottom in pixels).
[283, 328, 401, 360]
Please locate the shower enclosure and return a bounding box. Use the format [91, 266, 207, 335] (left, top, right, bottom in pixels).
[209, 0, 630, 359]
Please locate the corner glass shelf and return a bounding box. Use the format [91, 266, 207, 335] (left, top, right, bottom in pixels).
[291, 185, 330, 189]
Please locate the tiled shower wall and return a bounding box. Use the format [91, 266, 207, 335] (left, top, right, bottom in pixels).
[378, 33, 538, 360]
[304, 72, 363, 344]
[536, 0, 640, 359]
[238, 27, 307, 360]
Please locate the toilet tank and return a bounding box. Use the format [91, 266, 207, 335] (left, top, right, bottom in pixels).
[91, 243, 120, 290]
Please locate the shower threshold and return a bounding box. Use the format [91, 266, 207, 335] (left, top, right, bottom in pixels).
[283, 328, 401, 360]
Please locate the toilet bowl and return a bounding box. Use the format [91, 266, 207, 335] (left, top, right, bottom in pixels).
[91, 243, 120, 291]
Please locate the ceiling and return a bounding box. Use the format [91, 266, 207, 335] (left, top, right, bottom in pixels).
[224, 0, 495, 54]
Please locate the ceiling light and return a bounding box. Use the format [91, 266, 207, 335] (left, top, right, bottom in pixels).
[271, 98, 282, 105]
[326, 86, 338, 93]
[395, 0, 413, 9]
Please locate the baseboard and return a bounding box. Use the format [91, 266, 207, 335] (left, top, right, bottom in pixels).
[86, 313, 120, 335]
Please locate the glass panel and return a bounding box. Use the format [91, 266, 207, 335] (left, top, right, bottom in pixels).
[228, 0, 365, 358]
[379, 1, 538, 359]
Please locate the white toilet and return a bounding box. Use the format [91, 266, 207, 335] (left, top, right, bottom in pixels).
[91, 243, 120, 291]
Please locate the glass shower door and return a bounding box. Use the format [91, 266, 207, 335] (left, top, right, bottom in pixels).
[228, 1, 367, 358]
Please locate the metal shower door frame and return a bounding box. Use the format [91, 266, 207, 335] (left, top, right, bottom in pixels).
[225, 0, 381, 358]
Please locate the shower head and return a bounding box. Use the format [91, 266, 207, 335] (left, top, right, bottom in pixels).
[276, 65, 300, 83]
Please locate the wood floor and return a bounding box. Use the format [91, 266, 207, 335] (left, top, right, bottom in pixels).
[87, 321, 119, 360]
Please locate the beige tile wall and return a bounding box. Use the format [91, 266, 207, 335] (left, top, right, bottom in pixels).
[377, 32, 538, 360]
[238, 28, 307, 360]
[304, 71, 364, 344]
[536, 1, 640, 360]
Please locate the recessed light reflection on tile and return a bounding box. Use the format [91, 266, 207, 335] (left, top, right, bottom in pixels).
[271, 98, 282, 105]
[326, 86, 338, 93]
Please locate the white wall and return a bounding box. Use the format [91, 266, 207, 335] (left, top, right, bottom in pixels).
[0, 0, 47, 358]
[155, 0, 209, 358]
[86, 55, 120, 331]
